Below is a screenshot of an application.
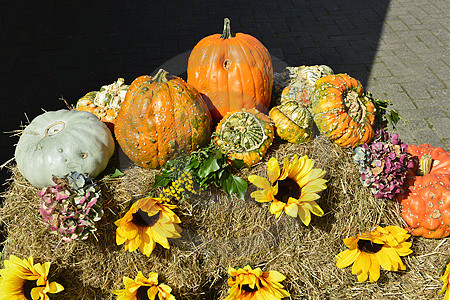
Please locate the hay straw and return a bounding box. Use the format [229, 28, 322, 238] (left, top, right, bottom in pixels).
[1, 136, 448, 299]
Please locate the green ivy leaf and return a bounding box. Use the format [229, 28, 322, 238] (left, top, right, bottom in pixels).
[221, 174, 247, 200]
[198, 156, 221, 179]
[186, 157, 200, 170]
[104, 168, 124, 178]
[153, 174, 172, 188]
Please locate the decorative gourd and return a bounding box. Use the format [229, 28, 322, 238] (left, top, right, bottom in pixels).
[14, 109, 115, 188]
[114, 69, 212, 170]
[214, 108, 274, 167]
[269, 100, 314, 144]
[76, 78, 129, 130]
[311, 73, 376, 148]
[187, 18, 273, 123]
[397, 144, 450, 238]
[278, 65, 334, 107]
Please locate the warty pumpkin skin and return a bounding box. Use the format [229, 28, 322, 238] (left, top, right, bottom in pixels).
[397, 144, 450, 238]
[187, 18, 273, 123]
[114, 69, 212, 170]
[76, 78, 129, 130]
[214, 108, 274, 167]
[312, 73, 376, 148]
[269, 100, 314, 144]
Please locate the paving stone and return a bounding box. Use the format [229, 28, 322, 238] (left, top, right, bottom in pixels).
[398, 108, 447, 120]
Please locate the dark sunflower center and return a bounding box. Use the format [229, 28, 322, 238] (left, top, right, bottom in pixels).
[136, 286, 156, 300]
[132, 209, 160, 228]
[241, 280, 261, 293]
[357, 239, 384, 254]
[22, 280, 38, 300]
[276, 178, 301, 203]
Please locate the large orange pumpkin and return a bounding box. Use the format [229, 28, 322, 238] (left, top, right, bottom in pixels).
[397, 144, 450, 238]
[114, 69, 212, 169]
[187, 18, 273, 123]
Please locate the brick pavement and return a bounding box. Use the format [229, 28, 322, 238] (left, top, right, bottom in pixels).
[0, 0, 448, 192]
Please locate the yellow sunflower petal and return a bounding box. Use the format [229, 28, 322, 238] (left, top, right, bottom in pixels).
[300, 179, 328, 194]
[250, 189, 274, 203]
[291, 156, 313, 182]
[298, 192, 320, 202]
[351, 252, 366, 276]
[140, 237, 156, 256]
[264, 270, 286, 283]
[268, 157, 281, 184]
[270, 200, 286, 218]
[279, 157, 291, 180]
[48, 281, 65, 293]
[30, 286, 45, 300]
[376, 249, 395, 271]
[298, 205, 311, 226]
[248, 175, 272, 189]
[295, 168, 325, 188]
[150, 223, 170, 248]
[284, 201, 299, 218]
[356, 270, 369, 283]
[301, 201, 324, 217]
[336, 249, 360, 269]
[368, 255, 381, 282]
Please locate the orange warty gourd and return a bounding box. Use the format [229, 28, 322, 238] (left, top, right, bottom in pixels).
[114, 69, 212, 170]
[312, 73, 376, 148]
[397, 144, 450, 238]
[187, 18, 273, 123]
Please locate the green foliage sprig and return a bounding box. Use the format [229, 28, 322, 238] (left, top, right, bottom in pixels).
[154, 136, 248, 201]
[372, 96, 400, 129]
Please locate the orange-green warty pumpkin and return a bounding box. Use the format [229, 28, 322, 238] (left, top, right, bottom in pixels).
[269, 100, 314, 144]
[76, 78, 129, 130]
[397, 144, 450, 238]
[312, 73, 376, 148]
[214, 108, 274, 167]
[114, 69, 212, 170]
[187, 18, 273, 123]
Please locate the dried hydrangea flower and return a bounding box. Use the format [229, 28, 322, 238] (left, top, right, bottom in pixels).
[353, 130, 414, 199]
[38, 171, 103, 241]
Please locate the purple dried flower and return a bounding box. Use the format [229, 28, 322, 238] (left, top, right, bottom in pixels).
[38, 172, 103, 241]
[353, 129, 413, 200]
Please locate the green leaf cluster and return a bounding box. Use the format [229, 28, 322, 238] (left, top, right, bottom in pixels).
[372, 96, 400, 129]
[154, 138, 248, 200]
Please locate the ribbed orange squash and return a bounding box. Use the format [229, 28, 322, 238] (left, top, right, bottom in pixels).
[312, 73, 376, 148]
[187, 18, 273, 123]
[397, 144, 450, 238]
[114, 69, 212, 169]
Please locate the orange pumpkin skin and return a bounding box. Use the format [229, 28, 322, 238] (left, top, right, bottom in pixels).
[397, 144, 450, 238]
[312, 73, 376, 148]
[187, 18, 273, 123]
[114, 69, 212, 169]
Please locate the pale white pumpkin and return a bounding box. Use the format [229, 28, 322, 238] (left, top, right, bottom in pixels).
[15, 109, 115, 188]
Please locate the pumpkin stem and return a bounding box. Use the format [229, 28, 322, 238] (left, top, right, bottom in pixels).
[151, 69, 169, 83]
[418, 154, 433, 175]
[221, 18, 233, 39]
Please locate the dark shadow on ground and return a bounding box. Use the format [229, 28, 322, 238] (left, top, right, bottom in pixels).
[0, 0, 391, 193]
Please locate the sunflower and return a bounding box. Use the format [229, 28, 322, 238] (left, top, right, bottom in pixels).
[115, 196, 182, 256]
[439, 260, 450, 300]
[225, 265, 290, 300]
[335, 225, 413, 282]
[113, 271, 175, 300]
[248, 154, 327, 225]
[0, 255, 64, 300]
